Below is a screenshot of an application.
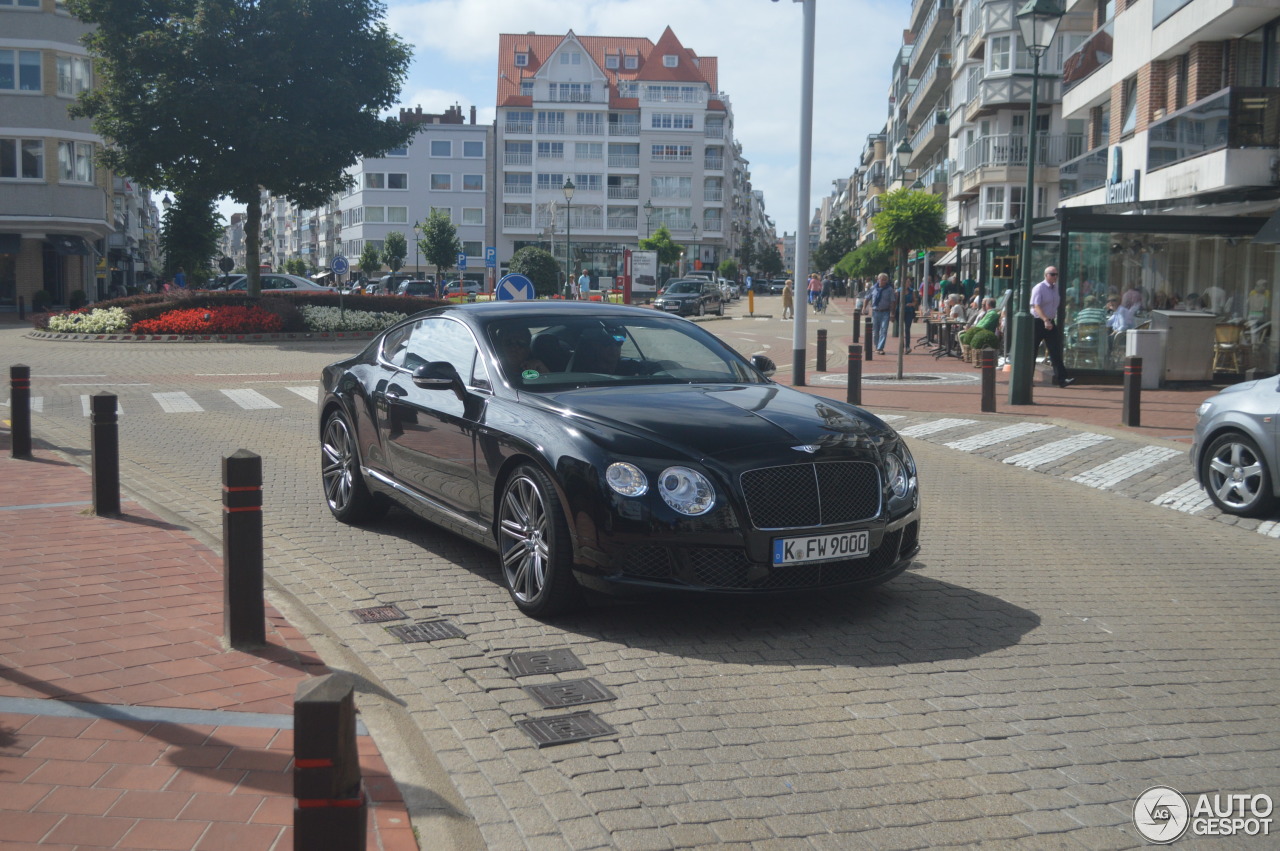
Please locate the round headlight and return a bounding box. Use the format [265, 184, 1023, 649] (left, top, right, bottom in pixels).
[606, 462, 648, 497]
[658, 466, 715, 515]
[885, 452, 912, 500]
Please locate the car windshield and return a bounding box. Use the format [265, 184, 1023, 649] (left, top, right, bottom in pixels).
[485, 316, 766, 389]
[664, 281, 700, 294]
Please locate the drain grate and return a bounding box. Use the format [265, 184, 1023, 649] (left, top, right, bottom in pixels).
[523, 678, 615, 709]
[515, 711, 617, 748]
[386, 620, 465, 643]
[504, 648, 586, 677]
[351, 605, 407, 624]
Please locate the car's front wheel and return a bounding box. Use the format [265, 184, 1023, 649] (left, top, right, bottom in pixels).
[695, 301, 705, 317]
[497, 465, 582, 617]
[321, 409, 389, 524]
[1201, 432, 1277, 517]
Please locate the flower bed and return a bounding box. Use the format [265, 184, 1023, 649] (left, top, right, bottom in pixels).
[46, 306, 131, 334]
[298, 305, 403, 332]
[131, 305, 285, 335]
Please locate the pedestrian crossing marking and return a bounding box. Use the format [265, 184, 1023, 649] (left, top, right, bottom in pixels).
[1070, 446, 1182, 490]
[944, 422, 1054, 451]
[1003, 432, 1113, 468]
[155, 392, 204, 413]
[898, 418, 977, 438]
[286, 386, 319, 403]
[80, 395, 123, 417]
[1151, 479, 1213, 514]
[220, 389, 281, 410]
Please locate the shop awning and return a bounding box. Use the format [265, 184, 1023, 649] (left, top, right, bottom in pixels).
[0, 233, 20, 254]
[935, 248, 958, 266]
[1252, 207, 1280, 244]
[46, 235, 90, 255]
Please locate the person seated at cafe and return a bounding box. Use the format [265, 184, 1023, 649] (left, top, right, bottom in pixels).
[947, 293, 967, 323]
[1074, 295, 1107, 327]
[1107, 296, 1136, 333]
[496, 326, 549, 378]
[971, 297, 1001, 333]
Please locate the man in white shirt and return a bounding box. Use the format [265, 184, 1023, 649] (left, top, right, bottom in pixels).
[1030, 266, 1074, 388]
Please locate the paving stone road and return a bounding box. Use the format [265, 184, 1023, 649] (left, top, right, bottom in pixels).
[3, 325, 1278, 850]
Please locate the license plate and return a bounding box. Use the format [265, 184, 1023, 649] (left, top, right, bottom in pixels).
[773, 530, 869, 565]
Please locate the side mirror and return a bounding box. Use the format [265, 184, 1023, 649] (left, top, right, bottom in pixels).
[751, 354, 777, 377]
[412, 362, 464, 400]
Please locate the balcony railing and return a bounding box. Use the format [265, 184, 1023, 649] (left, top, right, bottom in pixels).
[702, 219, 723, 233]
[537, 149, 564, 160]
[1057, 147, 1108, 199]
[1147, 87, 1280, 171]
[908, 112, 948, 158]
[608, 155, 639, 168]
[653, 153, 693, 162]
[607, 217, 638, 229]
[504, 152, 532, 165]
[547, 91, 597, 103]
[503, 183, 533, 195]
[909, 0, 953, 76]
[607, 186, 639, 199]
[704, 188, 723, 201]
[609, 124, 640, 136]
[505, 121, 532, 134]
[704, 156, 725, 170]
[906, 51, 951, 120]
[961, 132, 1085, 173]
[576, 124, 605, 136]
[1062, 19, 1114, 94]
[1154, 0, 1193, 28]
[536, 123, 566, 135]
[705, 125, 724, 138]
[503, 214, 532, 228]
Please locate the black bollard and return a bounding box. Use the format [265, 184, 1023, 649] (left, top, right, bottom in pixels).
[863, 316, 873, 352]
[90, 393, 120, 515]
[10, 365, 32, 459]
[816, 329, 827, 372]
[979, 348, 997, 413]
[847, 345, 863, 406]
[294, 674, 366, 851]
[223, 449, 265, 649]
[864, 339, 873, 364]
[1123, 356, 1142, 427]
[852, 312, 860, 344]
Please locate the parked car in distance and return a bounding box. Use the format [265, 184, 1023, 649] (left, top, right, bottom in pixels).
[396, 280, 438, 297]
[768, 279, 789, 295]
[653, 279, 724, 317]
[318, 301, 921, 616]
[719, 280, 739, 302]
[1190, 375, 1280, 517]
[377, 273, 416, 293]
[222, 273, 329, 292]
[442, 280, 483, 296]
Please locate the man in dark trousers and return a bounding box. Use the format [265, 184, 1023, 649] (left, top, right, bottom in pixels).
[1030, 265, 1075, 388]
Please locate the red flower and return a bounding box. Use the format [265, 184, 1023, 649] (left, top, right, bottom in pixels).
[130, 305, 284, 335]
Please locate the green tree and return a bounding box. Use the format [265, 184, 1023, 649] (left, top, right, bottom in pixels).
[68, 0, 414, 296]
[381, 232, 407, 278]
[508, 246, 560, 297]
[737, 230, 758, 276]
[160, 195, 222, 285]
[359, 242, 382, 280]
[759, 245, 784, 279]
[844, 239, 893, 281]
[418, 210, 462, 283]
[717, 258, 739, 283]
[872, 188, 947, 378]
[640, 225, 684, 282]
[812, 211, 857, 273]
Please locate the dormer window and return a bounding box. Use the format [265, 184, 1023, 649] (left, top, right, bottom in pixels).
[605, 55, 619, 70]
[520, 80, 533, 96]
[663, 55, 678, 68]
[514, 52, 528, 67]
[625, 55, 638, 70]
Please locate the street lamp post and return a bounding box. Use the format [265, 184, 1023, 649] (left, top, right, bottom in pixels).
[1009, 0, 1065, 405]
[563, 178, 575, 293]
[643, 199, 654, 239]
[412, 220, 421, 278]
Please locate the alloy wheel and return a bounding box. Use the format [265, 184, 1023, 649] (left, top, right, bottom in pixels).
[322, 415, 356, 512]
[499, 474, 549, 603]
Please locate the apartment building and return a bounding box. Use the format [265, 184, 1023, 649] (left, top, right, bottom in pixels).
[495, 27, 736, 284]
[2, 0, 111, 307]
[1056, 0, 1279, 374]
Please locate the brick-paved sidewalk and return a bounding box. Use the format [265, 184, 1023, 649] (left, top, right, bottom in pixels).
[0, 436, 416, 850]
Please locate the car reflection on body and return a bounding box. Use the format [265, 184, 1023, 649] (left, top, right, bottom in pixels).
[319, 302, 920, 617]
[1191, 375, 1280, 517]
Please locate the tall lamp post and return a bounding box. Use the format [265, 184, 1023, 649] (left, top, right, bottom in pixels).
[643, 199, 654, 239]
[563, 178, 576, 291]
[1009, 0, 1065, 405]
[412, 219, 422, 278]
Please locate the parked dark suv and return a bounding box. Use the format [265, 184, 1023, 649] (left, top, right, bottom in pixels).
[652, 279, 724, 317]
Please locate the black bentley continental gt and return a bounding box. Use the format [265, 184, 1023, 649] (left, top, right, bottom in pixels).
[320, 302, 920, 617]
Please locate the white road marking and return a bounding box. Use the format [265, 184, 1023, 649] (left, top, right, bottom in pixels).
[220, 389, 282, 410]
[897, 418, 977, 438]
[154, 391, 204, 413]
[286, 386, 319, 403]
[944, 422, 1054, 451]
[1258, 521, 1280, 538]
[1070, 446, 1182, 490]
[1003, 433, 1113, 468]
[1151, 479, 1213, 514]
[197, 373, 281, 377]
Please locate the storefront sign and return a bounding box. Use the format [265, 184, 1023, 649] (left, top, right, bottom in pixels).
[1106, 145, 1140, 205]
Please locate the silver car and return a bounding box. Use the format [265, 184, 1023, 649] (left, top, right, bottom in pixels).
[1191, 375, 1280, 517]
[223, 273, 329, 292]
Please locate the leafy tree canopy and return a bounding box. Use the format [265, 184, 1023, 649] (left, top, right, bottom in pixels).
[758, 245, 784, 279]
[813, 211, 857, 273]
[717, 258, 739, 282]
[160, 196, 222, 282]
[639, 225, 683, 267]
[382, 232, 407, 275]
[418, 210, 462, 277]
[871, 189, 947, 255]
[508, 246, 560, 297]
[359, 242, 382, 277]
[68, 0, 414, 294]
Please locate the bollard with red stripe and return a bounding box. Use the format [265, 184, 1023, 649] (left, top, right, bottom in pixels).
[979, 348, 997, 413]
[1123, 356, 1142, 427]
[223, 449, 265, 648]
[10, 365, 32, 459]
[294, 674, 366, 851]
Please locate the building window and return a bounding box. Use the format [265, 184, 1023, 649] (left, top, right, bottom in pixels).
[651, 113, 694, 129]
[605, 55, 619, 70]
[462, 174, 484, 191]
[1, 49, 42, 91]
[56, 55, 91, 97]
[663, 55, 679, 67]
[651, 144, 692, 162]
[536, 173, 565, 190]
[988, 36, 1011, 73]
[57, 140, 93, 183]
[1120, 76, 1138, 136]
[514, 52, 528, 67]
[559, 52, 581, 65]
[430, 207, 451, 221]
[537, 141, 564, 159]
[462, 208, 484, 225]
[982, 186, 1005, 222]
[387, 206, 408, 223]
[430, 140, 452, 157]
[387, 173, 407, 189]
[1, 138, 44, 180]
[430, 174, 452, 191]
[574, 173, 602, 192]
[463, 140, 484, 158]
[575, 142, 603, 159]
[386, 145, 408, 157]
[462, 240, 482, 257]
[364, 206, 385, 223]
[364, 173, 384, 189]
[651, 175, 691, 199]
[521, 80, 533, 97]
[625, 55, 638, 69]
[2, 0, 44, 6]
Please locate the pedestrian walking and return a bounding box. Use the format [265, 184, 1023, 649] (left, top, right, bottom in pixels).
[782, 279, 794, 319]
[807, 274, 822, 305]
[897, 281, 918, 352]
[870, 273, 895, 355]
[1031, 265, 1075, 388]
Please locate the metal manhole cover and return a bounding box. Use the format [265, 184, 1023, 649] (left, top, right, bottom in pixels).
[386, 620, 465, 643]
[515, 711, 617, 748]
[351, 605, 407, 623]
[523, 678, 615, 708]
[504, 648, 586, 677]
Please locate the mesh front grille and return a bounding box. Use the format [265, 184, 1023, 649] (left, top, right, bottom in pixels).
[619, 546, 675, 579]
[688, 548, 751, 588]
[740, 462, 881, 529]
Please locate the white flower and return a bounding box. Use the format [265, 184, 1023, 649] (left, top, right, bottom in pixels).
[47, 307, 131, 334]
[300, 305, 404, 332]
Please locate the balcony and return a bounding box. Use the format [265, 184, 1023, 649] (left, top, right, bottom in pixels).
[1062, 19, 1113, 95]
[907, 111, 949, 163]
[503, 183, 533, 196]
[505, 121, 533, 134]
[504, 152, 532, 165]
[905, 51, 951, 125]
[704, 188, 723, 202]
[608, 155, 639, 168]
[575, 123, 605, 136]
[705, 125, 725, 138]
[702, 219, 723, 233]
[965, 74, 1061, 123]
[908, 0, 954, 79]
[1148, 87, 1280, 171]
[607, 217, 638, 230]
[535, 123, 567, 135]
[653, 153, 693, 162]
[961, 132, 1085, 173]
[547, 90, 599, 103]
[1057, 147, 1108, 200]
[704, 156, 725, 170]
[609, 123, 640, 136]
[607, 186, 639, 199]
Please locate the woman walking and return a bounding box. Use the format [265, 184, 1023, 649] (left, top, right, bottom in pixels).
[781, 279, 794, 319]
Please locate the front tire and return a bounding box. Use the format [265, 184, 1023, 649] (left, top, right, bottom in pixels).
[695, 301, 705, 317]
[497, 464, 582, 617]
[1201, 432, 1277, 517]
[321, 409, 389, 524]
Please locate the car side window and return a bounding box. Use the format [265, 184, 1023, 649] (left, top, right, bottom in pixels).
[403, 317, 485, 386]
[380, 322, 415, 368]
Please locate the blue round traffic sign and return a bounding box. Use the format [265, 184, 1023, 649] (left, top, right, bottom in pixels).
[331, 255, 349, 275]
[496, 274, 535, 301]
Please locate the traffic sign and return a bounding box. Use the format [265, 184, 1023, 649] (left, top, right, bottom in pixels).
[496, 273, 535, 301]
[484, 246, 497, 268]
[457, 252, 467, 271]
[332, 255, 349, 275]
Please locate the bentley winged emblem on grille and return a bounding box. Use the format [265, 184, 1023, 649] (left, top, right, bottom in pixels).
[791, 445, 820, 454]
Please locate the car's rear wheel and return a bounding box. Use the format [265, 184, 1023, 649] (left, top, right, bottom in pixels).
[321, 409, 389, 524]
[1201, 432, 1277, 517]
[716, 299, 725, 316]
[497, 464, 581, 617]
